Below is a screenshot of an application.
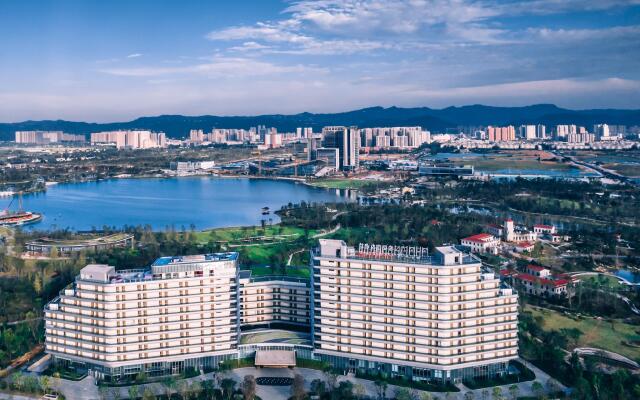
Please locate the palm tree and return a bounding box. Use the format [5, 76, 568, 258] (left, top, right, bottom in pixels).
[163, 376, 177, 399]
[508, 384, 519, 400]
[127, 385, 139, 400]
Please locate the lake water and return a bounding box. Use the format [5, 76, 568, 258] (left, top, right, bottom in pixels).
[13, 177, 347, 231]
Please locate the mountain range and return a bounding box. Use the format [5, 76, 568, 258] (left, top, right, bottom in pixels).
[2, 104, 640, 141]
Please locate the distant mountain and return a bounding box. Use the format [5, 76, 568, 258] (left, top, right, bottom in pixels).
[2, 104, 639, 141]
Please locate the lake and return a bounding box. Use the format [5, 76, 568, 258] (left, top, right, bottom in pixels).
[13, 177, 347, 231]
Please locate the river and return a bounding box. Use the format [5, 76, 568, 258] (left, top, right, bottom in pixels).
[13, 177, 347, 231]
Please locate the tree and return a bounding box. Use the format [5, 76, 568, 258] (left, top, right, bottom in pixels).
[545, 378, 559, 397]
[220, 378, 236, 400]
[492, 386, 503, 400]
[531, 381, 544, 399]
[420, 393, 433, 400]
[464, 391, 475, 400]
[142, 388, 155, 400]
[190, 381, 202, 400]
[508, 384, 519, 400]
[128, 385, 139, 400]
[395, 387, 413, 400]
[326, 370, 339, 393]
[241, 375, 256, 400]
[354, 383, 366, 400]
[291, 374, 306, 400]
[374, 380, 388, 400]
[162, 376, 176, 400]
[178, 380, 190, 400]
[39, 375, 51, 394]
[310, 378, 327, 397]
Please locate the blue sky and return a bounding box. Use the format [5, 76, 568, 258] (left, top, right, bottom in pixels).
[1, 0, 639, 122]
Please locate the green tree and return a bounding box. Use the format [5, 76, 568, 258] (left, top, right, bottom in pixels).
[142, 388, 155, 400]
[241, 375, 256, 400]
[162, 376, 176, 400]
[531, 381, 544, 399]
[220, 378, 236, 400]
[508, 384, 519, 400]
[291, 374, 306, 400]
[128, 385, 139, 400]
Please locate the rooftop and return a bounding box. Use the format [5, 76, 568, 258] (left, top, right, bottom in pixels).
[462, 233, 496, 243]
[316, 240, 480, 266]
[152, 252, 238, 266]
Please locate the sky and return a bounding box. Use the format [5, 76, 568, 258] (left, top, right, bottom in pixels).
[0, 0, 639, 122]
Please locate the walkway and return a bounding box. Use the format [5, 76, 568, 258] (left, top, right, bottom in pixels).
[41, 359, 565, 400]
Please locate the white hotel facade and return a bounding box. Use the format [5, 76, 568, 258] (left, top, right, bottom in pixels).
[312, 240, 519, 382]
[45, 240, 518, 383]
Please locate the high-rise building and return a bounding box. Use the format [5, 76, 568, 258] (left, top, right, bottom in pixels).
[593, 124, 613, 141]
[190, 129, 205, 143]
[90, 130, 167, 149]
[303, 127, 313, 138]
[536, 125, 546, 139]
[322, 126, 360, 171]
[487, 126, 515, 142]
[315, 148, 339, 171]
[15, 131, 85, 144]
[518, 125, 536, 140]
[44, 254, 240, 381]
[312, 240, 519, 382]
[45, 241, 520, 385]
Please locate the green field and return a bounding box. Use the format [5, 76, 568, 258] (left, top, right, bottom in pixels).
[526, 306, 640, 360]
[452, 157, 575, 172]
[193, 224, 315, 277]
[195, 225, 315, 244]
[602, 163, 640, 177]
[306, 179, 374, 189]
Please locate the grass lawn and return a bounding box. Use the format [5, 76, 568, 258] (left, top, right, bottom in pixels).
[451, 155, 576, 173]
[195, 225, 314, 244]
[526, 305, 640, 360]
[602, 163, 640, 177]
[306, 178, 374, 190]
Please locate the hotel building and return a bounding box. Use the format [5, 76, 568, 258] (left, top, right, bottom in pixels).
[312, 240, 518, 382]
[45, 241, 519, 384]
[238, 271, 311, 330]
[44, 254, 239, 381]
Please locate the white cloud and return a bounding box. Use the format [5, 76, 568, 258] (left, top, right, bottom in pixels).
[99, 57, 326, 77]
[126, 53, 143, 58]
[529, 25, 640, 42]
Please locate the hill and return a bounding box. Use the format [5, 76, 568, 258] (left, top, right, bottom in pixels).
[1, 104, 639, 141]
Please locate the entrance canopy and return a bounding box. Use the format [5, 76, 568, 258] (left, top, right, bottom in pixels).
[254, 350, 296, 368]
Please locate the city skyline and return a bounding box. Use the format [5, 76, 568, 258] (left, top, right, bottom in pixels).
[1, 0, 639, 122]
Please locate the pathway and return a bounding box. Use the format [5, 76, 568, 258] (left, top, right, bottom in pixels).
[29, 356, 567, 400]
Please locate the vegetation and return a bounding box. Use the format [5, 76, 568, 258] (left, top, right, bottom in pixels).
[525, 305, 640, 360]
[519, 307, 640, 399]
[463, 360, 535, 389]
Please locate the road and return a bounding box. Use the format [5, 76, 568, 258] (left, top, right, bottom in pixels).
[35, 359, 564, 400]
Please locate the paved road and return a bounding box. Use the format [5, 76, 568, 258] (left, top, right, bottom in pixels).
[0, 393, 39, 400]
[26, 358, 565, 400]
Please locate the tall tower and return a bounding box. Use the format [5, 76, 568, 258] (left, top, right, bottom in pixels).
[504, 219, 515, 242]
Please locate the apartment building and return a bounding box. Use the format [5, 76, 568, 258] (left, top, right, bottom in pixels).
[311, 240, 518, 383]
[44, 253, 240, 382]
[238, 271, 311, 330]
